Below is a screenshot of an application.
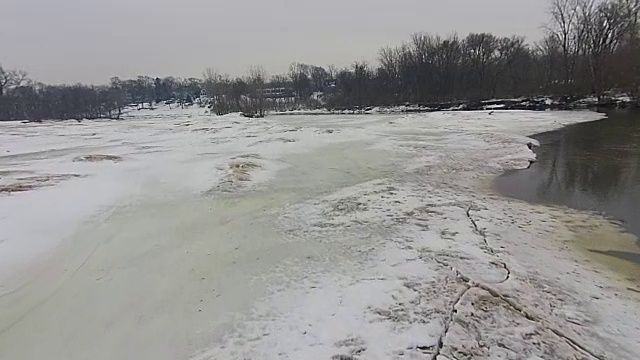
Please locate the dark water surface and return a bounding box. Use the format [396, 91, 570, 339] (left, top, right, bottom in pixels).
[495, 111, 640, 264]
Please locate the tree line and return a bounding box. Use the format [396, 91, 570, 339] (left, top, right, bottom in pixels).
[0, 70, 206, 121]
[0, 0, 638, 121]
[327, 0, 639, 107]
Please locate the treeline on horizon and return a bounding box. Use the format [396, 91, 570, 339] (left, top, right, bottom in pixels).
[0, 0, 639, 121]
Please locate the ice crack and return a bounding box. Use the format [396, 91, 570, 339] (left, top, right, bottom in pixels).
[432, 258, 607, 360]
[466, 203, 511, 283]
[432, 259, 472, 360]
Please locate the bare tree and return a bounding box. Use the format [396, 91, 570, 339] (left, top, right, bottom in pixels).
[463, 33, 500, 99]
[546, 0, 586, 91]
[289, 63, 313, 102]
[490, 36, 527, 97]
[0, 66, 28, 96]
[310, 66, 329, 92]
[203, 68, 235, 115]
[246, 66, 267, 117]
[327, 65, 338, 80]
[579, 0, 635, 97]
[432, 35, 462, 100]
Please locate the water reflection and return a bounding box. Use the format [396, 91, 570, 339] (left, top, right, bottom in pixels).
[495, 111, 640, 261]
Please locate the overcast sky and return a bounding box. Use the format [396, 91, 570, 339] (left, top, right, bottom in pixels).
[0, 0, 549, 84]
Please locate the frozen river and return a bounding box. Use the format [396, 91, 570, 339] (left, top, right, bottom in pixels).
[0, 108, 638, 360]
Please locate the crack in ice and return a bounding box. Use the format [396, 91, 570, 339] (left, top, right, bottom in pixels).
[431, 257, 607, 360]
[467, 203, 511, 284]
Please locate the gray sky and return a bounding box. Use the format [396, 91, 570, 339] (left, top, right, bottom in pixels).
[0, 0, 548, 84]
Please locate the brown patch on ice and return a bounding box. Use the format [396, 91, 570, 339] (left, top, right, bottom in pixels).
[330, 197, 369, 215]
[18, 174, 82, 182]
[333, 336, 367, 358]
[0, 170, 34, 177]
[316, 129, 337, 134]
[209, 161, 262, 193]
[191, 127, 220, 133]
[232, 153, 263, 160]
[228, 161, 261, 182]
[0, 174, 83, 194]
[73, 154, 123, 163]
[250, 138, 296, 146]
[0, 183, 39, 194]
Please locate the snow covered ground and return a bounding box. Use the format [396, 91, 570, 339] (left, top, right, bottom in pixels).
[0, 108, 637, 360]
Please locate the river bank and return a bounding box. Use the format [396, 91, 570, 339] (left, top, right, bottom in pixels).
[495, 110, 640, 287]
[0, 108, 637, 359]
[273, 94, 638, 116]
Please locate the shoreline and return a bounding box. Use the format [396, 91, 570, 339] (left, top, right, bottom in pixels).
[490, 118, 640, 289]
[487, 171, 640, 290]
[272, 96, 639, 116]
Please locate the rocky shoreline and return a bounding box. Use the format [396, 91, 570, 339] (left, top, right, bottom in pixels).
[274, 95, 638, 115]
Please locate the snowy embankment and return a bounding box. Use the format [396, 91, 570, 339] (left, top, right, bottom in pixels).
[273, 93, 637, 115]
[0, 108, 637, 360]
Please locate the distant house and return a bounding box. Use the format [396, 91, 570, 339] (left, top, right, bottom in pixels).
[198, 89, 210, 106]
[260, 87, 295, 99]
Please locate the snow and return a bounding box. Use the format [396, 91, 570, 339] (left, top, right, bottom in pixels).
[0, 108, 638, 360]
[614, 94, 633, 103]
